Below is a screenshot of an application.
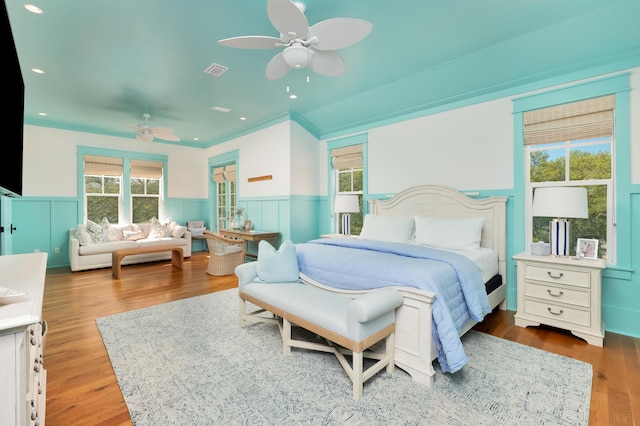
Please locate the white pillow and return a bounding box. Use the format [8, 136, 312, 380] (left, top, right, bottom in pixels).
[123, 230, 145, 241]
[74, 226, 92, 246]
[171, 225, 187, 238]
[359, 214, 414, 244]
[414, 216, 485, 251]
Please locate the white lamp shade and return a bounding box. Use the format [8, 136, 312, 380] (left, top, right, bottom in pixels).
[532, 187, 588, 219]
[334, 194, 359, 213]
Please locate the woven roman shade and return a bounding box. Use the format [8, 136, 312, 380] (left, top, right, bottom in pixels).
[213, 164, 236, 183]
[331, 144, 362, 169]
[83, 155, 123, 176]
[523, 95, 615, 145]
[130, 159, 163, 179]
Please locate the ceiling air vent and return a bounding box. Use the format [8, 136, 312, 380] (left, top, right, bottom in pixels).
[204, 63, 228, 77]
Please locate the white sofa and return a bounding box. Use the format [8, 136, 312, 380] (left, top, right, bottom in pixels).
[69, 221, 192, 272]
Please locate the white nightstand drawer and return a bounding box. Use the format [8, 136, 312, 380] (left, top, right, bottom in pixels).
[524, 299, 591, 327]
[524, 282, 590, 308]
[525, 264, 590, 288]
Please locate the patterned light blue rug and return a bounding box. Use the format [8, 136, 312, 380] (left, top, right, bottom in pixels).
[96, 289, 592, 425]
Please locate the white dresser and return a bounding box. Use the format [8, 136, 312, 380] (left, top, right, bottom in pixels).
[513, 252, 606, 346]
[0, 253, 48, 426]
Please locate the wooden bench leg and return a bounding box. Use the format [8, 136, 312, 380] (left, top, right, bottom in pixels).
[171, 249, 183, 270]
[112, 253, 123, 279]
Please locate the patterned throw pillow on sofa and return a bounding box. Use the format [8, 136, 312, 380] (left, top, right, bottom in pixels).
[86, 218, 118, 243]
[148, 217, 172, 238]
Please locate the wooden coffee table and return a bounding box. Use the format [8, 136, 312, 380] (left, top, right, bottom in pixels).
[112, 245, 183, 279]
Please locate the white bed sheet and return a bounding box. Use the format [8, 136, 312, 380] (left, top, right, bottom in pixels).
[439, 246, 499, 283]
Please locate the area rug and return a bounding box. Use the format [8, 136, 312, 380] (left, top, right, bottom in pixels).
[96, 289, 592, 425]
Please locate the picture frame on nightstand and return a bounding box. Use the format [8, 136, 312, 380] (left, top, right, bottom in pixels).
[577, 238, 598, 259]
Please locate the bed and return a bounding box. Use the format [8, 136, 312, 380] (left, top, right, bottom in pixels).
[296, 185, 508, 386]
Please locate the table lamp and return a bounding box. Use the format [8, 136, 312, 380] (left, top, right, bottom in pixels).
[531, 187, 588, 256]
[334, 194, 359, 235]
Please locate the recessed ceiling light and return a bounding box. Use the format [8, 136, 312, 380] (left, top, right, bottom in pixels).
[24, 4, 43, 14]
[289, 94, 297, 99]
[38, 112, 47, 116]
[32, 68, 44, 74]
[194, 137, 199, 141]
[240, 117, 247, 121]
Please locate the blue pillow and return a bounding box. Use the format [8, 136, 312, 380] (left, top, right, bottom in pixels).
[254, 239, 300, 283]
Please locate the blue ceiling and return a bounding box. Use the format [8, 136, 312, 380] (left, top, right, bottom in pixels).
[6, 0, 640, 148]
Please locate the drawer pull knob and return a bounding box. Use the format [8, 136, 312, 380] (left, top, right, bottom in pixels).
[547, 307, 564, 315]
[547, 271, 564, 279]
[547, 289, 564, 297]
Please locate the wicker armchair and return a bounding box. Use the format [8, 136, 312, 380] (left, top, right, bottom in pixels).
[204, 230, 246, 276]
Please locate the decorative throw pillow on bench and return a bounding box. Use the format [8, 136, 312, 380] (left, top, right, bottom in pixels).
[254, 240, 300, 283]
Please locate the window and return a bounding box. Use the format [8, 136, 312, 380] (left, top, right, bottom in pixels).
[82, 154, 166, 224]
[213, 164, 237, 229]
[331, 145, 363, 235]
[84, 155, 122, 223]
[524, 95, 615, 261]
[130, 159, 163, 223]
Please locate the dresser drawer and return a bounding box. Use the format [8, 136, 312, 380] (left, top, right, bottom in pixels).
[524, 299, 590, 327]
[524, 282, 590, 308]
[525, 264, 590, 288]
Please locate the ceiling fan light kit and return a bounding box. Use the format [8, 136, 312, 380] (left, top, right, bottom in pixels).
[283, 44, 313, 68]
[136, 132, 154, 143]
[217, 0, 372, 80]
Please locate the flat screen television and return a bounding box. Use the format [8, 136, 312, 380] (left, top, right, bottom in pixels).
[0, 1, 24, 198]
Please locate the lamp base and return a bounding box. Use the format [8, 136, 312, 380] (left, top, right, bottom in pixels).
[341, 213, 351, 235]
[549, 219, 570, 256]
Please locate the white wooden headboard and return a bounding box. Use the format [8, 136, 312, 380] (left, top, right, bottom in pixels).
[369, 185, 508, 283]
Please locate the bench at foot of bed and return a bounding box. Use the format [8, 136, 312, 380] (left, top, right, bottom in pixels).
[236, 271, 403, 400]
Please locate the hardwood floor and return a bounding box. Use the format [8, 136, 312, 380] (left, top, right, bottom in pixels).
[42, 252, 639, 425]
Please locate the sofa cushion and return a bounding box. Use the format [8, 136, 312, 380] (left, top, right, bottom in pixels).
[123, 230, 145, 241]
[137, 237, 188, 248]
[78, 240, 139, 255]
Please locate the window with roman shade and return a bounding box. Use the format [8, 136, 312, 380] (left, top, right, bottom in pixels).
[213, 163, 237, 230]
[331, 144, 363, 235]
[83, 155, 123, 223]
[524, 94, 614, 261]
[130, 159, 164, 223]
[212, 164, 236, 183]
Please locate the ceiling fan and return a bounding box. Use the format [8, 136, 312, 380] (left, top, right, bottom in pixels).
[217, 0, 372, 81]
[122, 114, 180, 142]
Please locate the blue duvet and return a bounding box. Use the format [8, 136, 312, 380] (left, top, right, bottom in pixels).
[296, 238, 491, 373]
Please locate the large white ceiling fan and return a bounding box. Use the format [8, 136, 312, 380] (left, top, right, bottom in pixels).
[122, 114, 180, 142]
[217, 0, 372, 81]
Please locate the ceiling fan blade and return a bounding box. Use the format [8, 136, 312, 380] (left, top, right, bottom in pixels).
[267, 0, 308, 39]
[265, 52, 291, 81]
[150, 127, 180, 142]
[308, 50, 345, 77]
[122, 123, 143, 131]
[218, 35, 282, 50]
[308, 18, 373, 51]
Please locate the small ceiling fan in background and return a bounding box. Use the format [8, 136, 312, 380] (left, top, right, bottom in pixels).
[218, 0, 373, 81]
[122, 114, 180, 142]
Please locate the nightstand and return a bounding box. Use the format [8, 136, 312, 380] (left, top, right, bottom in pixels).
[513, 252, 606, 346]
